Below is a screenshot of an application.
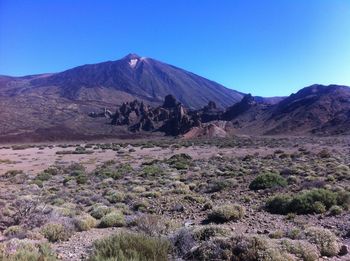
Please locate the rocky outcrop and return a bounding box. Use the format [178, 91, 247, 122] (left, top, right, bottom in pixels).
[111, 100, 156, 131]
[159, 103, 198, 136]
[222, 94, 256, 121]
[109, 94, 260, 136]
[196, 101, 222, 123]
[110, 95, 211, 136]
[182, 121, 228, 139]
[162, 94, 179, 109]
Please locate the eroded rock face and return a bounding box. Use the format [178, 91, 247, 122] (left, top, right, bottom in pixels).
[198, 101, 222, 123]
[222, 94, 256, 121]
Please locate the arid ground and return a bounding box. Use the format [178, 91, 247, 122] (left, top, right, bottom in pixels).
[1, 136, 350, 260]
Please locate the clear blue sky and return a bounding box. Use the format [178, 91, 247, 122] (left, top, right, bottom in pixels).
[0, 0, 349, 96]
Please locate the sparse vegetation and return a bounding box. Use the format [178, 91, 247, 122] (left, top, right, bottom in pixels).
[1, 137, 349, 260]
[305, 227, 340, 257]
[74, 214, 97, 231]
[41, 223, 72, 242]
[266, 188, 349, 214]
[249, 172, 287, 190]
[207, 204, 245, 223]
[99, 211, 125, 228]
[0, 243, 57, 261]
[89, 232, 171, 261]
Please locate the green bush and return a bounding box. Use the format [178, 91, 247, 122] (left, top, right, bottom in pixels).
[99, 211, 125, 228]
[329, 205, 342, 216]
[193, 225, 230, 241]
[306, 227, 340, 257]
[336, 190, 350, 210]
[66, 162, 86, 173]
[31, 170, 53, 187]
[311, 201, 326, 214]
[4, 225, 25, 237]
[290, 189, 336, 214]
[207, 204, 245, 223]
[282, 239, 320, 261]
[31, 179, 43, 188]
[89, 232, 170, 261]
[265, 195, 292, 214]
[206, 179, 234, 193]
[76, 174, 88, 184]
[191, 235, 292, 261]
[96, 163, 133, 179]
[141, 165, 164, 177]
[35, 171, 52, 182]
[41, 223, 71, 242]
[0, 243, 57, 261]
[74, 214, 97, 231]
[249, 173, 287, 190]
[90, 205, 113, 219]
[266, 189, 345, 215]
[166, 154, 192, 170]
[105, 191, 125, 203]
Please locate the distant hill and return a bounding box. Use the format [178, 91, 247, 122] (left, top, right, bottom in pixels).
[265, 85, 350, 135]
[221, 85, 350, 136]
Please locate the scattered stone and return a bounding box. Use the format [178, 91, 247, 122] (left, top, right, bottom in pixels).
[339, 245, 348, 256]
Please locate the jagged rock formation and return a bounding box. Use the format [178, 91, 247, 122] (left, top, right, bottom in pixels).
[195, 101, 223, 123]
[111, 95, 207, 136]
[222, 94, 257, 121]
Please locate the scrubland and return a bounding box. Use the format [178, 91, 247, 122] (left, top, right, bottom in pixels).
[0, 136, 349, 260]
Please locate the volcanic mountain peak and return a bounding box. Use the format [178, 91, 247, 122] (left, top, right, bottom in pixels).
[123, 53, 141, 59]
[16, 53, 243, 108]
[122, 53, 144, 68]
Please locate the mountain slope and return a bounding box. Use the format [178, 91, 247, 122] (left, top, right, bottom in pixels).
[224, 85, 350, 136]
[264, 85, 350, 135]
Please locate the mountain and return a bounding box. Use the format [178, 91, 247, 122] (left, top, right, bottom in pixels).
[0, 54, 243, 141]
[2, 54, 243, 109]
[253, 96, 285, 105]
[218, 84, 350, 136]
[264, 84, 350, 135]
